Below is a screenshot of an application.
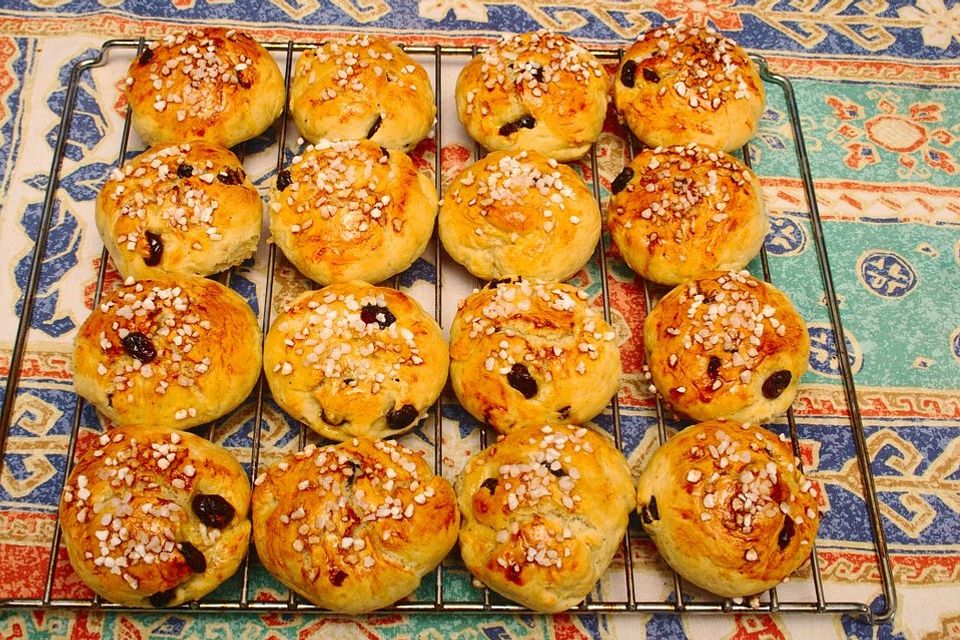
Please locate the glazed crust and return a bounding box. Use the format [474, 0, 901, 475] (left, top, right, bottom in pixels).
[59, 426, 251, 607]
[95, 141, 262, 279]
[613, 23, 765, 152]
[251, 438, 459, 613]
[290, 35, 436, 151]
[456, 424, 635, 612]
[439, 150, 601, 281]
[125, 28, 284, 148]
[636, 420, 819, 597]
[449, 279, 621, 434]
[73, 276, 262, 429]
[268, 139, 438, 286]
[263, 282, 448, 441]
[643, 270, 809, 423]
[608, 144, 767, 285]
[455, 31, 610, 161]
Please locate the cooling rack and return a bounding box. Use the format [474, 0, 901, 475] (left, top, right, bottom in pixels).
[0, 38, 896, 623]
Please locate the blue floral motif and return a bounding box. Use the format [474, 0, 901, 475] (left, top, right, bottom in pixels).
[14, 200, 80, 337]
[858, 251, 918, 298]
[766, 214, 808, 256]
[807, 324, 862, 378]
[646, 609, 688, 638]
[228, 269, 261, 317]
[398, 257, 437, 287]
[45, 48, 107, 162]
[150, 616, 187, 637]
[0, 39, 31, 198]
[840, 596, 904, 639]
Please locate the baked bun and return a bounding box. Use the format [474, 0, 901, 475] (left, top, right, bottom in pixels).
[124, 28, 284, 148]
[268, 139, 437, 285]
[59, 426, 251, 607]
[636, 420, 819, 597]
[290, 35, 436, 152]
[95, 141, 262, 279]
[439, 150, 601, 281]
[263, 281, 448, 441]
[455, 31, 609, 161]
[73, 276, 262, 429]
[456, 424, 635, 612]
[607, 144, 767, 285]
[251, 438, 458, 613]
[643, 270, 809, 423]
[449, 279, 620, 434]
[613, 23, 765, 152]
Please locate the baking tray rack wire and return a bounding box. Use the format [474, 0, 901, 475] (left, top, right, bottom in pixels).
[0, 39, 896, 623]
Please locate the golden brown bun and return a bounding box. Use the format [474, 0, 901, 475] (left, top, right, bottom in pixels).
[613, 23, 765, 152]
[263, 282, 448, 441]
[124, 28, 284, 148]
[95, 142, 262, 279]
[608, 144, 767, 285]
[73, 276, 262, 429]
[456, 424, 635, 612]
[449, 279, 621, 434]
[636, 420, 819, 597]
[455, 31, 609, 161]
[251, 438, 458, 613]
[439, 150, 601, 281]
[59, 426, 251, 607]
[643, 270, 809, 423]
[268, 139, 437, 286]
[290, 35, 436, 152]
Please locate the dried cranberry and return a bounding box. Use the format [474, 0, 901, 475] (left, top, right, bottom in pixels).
[506, 363, 537, 399]
[557, 405, 571, 420]
[121, 332, 157, 363]
[366, 114, 383, 139]
[138, 48, 154, 66]
[386, 404, 418, 431]
[144, 231, 163, 267]
[528, 63, 544, 83]
[191, 494, 235, 529]
[176, 163, 194, 178]
[611, 167, 634, 195]
[639, 495, 660, 524]
[330, 569, 348, 586]
[179, 541, 206, 573]
[762, 370, 792, 399]
[217, 167, 243, 185]
[642, 67, 661, 83]
[707, 355, 722, 380]
[778, 515, 795, 550]
[481, 478, 499, 493]
[498, 115, 536, 137]
[149, 587, 176, 607]
[547, 466, 567, 478]
[343, 459, 363, 486]
[620, 59, 637, 87]
[485, 277, 516, 290]
[237, 72, 252, 89]
[276, 169, 292, 191]
[360, 304, 396, 329]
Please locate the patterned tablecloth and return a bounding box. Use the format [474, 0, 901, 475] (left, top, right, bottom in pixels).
[0, 1, 958, 639]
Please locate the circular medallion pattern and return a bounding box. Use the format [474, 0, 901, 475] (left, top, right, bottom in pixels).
[857, 250, 918, 298]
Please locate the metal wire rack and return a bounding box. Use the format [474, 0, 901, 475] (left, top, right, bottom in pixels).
[0, 38, 895, 623]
